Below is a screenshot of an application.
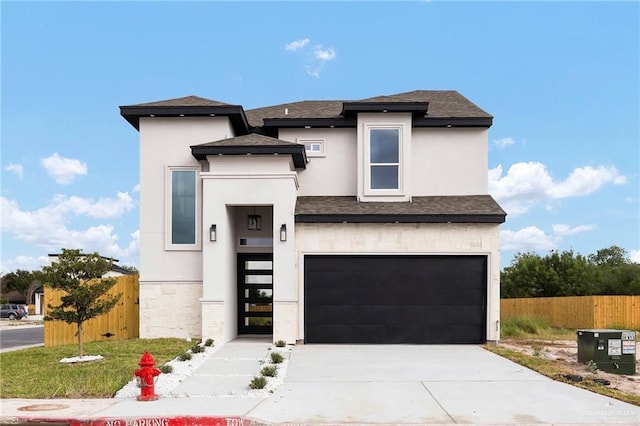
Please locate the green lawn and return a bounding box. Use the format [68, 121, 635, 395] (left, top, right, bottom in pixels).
[0, 338, 193, 398]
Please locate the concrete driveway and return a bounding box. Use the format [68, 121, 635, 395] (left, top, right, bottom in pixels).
[247, 345, 640, 425]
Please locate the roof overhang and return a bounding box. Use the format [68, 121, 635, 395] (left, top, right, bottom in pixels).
[295, 214, 505, 224]
[341, 102, 429, 117]
[413, 117, 493, 128]
[262, 118, 356, 128]
[294, 195, 506, 224]
[119, 105, 250, 134]
[261, 116, 492, 129]
[191, 144, 307, 169]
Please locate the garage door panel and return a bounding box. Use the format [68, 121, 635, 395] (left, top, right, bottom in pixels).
[305, 255, 487, 344]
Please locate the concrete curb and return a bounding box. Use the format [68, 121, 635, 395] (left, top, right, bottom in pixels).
[4, 416, 251, 426]
[0, 343, 44, 353]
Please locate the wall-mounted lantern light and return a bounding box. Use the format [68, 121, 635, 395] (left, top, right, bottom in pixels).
[209, 224, 217, 242]
[280, 224, 287, 242]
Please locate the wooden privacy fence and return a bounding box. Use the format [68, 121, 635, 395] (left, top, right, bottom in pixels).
[501, 295, 640, 330]
[44, 274, 139, 347]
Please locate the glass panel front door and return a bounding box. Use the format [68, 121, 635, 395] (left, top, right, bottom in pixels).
[238, 253, 273, 334]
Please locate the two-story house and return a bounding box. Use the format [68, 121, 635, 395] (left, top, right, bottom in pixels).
[120, 90, 506, 345]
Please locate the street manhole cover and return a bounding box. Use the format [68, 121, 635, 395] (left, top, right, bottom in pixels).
[17, 404, 69, 411]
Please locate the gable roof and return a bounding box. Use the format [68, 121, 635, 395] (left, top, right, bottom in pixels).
[295, 195, 506, 223]
[191, 133, 307, 169]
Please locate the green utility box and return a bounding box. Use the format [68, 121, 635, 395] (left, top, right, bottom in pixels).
[577, 329, 636, 375]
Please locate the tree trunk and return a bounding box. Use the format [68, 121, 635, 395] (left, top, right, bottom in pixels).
[77, 322, 83, 358]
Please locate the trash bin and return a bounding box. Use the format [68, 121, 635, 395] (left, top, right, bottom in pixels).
[577, 329, 636, 375]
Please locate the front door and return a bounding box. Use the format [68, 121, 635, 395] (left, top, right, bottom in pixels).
[237, 253, 273, 334]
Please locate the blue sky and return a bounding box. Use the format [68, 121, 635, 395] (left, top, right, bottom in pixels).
[1, 1, 638, 273]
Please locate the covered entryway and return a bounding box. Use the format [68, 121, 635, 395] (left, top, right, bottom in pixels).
[304, 255, 487, 344]
[237, 253, 273, 334]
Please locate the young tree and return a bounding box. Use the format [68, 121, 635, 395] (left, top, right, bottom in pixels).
[39, 249, 122, 357]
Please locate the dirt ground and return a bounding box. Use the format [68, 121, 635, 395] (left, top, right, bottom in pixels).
[499, 339, 640, 396]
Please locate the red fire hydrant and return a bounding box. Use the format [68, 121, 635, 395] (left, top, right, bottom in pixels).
[134, 351, 161, 401]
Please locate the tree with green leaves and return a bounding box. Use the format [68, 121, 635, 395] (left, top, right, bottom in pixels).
[501, 245, 640, 298]
[1, 269, 41, 305]
[39, 249, 122, 357]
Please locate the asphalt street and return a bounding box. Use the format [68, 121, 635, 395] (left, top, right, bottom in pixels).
[0, 325, 44, 350]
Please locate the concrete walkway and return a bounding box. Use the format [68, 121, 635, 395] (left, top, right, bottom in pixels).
[1, 341, 639, 425]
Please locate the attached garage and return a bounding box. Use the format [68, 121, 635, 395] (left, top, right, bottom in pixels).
[304, 255, 487, 344]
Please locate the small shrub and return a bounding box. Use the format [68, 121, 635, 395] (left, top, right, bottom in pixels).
[159, 364, 173, 374]
[531, 343, 544, 357]
[249, 376, 267, 389]
[261, 365, 278, 377]
[587, 360, 599, 374]
[191, 344, 205, 354]
[275, 339, 286, 347]
[204, 338, 214, 347]
[179, 352, 192, 361]
[270, 352, 284, 364]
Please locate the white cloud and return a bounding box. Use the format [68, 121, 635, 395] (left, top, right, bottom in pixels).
[1, 192, 138, 271]
[547, 165, 627, 198]
[630, 250, 640, 264]
[552, 224, 595, 236]
[285, 38, 336, 78]
[493, 137, 515, 149]
[50, 192, 135, 219]
[501, 223, 596, 252]
[1, 255, 50, 274]
[285, 38, 310, 51]
[501, 226, 556, 251]
[133, 184, 140, 193]
[489, 162, 627, 216]
[314, 46, 336, 62]
[41, 153, 87, 184]
[6, 163, 24, 179]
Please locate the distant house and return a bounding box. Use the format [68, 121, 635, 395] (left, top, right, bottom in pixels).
[120, 90, 506, 345]
[47, 254, 135, 278]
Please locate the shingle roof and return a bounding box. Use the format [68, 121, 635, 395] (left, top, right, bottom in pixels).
[190, 133, 307, 169]
[295, 195, 506, 223]
[193, 133, 301, 147]
[123, 95, 231, 107]
[245, 90, 491, 127]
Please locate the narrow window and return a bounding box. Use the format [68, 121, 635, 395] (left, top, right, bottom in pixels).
[171, 169, 196, 245]
[369, 128, 399, 190]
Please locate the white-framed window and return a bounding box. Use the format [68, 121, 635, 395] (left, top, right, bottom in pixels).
[365, 126, 402, 195]
[166, 167, 199, 250]
[369, 128, 400, 190]
[298, 138, 325, 157]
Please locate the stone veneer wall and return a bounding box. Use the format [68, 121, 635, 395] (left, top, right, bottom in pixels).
[139, 281, 202, 339]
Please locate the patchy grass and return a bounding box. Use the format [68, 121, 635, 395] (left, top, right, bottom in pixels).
[501, 316, 575, 340]
[0, 338, 193, 398]
[484, 345, 640, 407]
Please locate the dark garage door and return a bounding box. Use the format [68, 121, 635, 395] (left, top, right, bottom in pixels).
[304, 255, 487, 344]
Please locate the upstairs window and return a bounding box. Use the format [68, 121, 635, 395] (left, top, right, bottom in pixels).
[299, 138, 325, 157]
[358, 114, 410, 201]
[166, 167, 199, 249]
[369, 129, 399, 190]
